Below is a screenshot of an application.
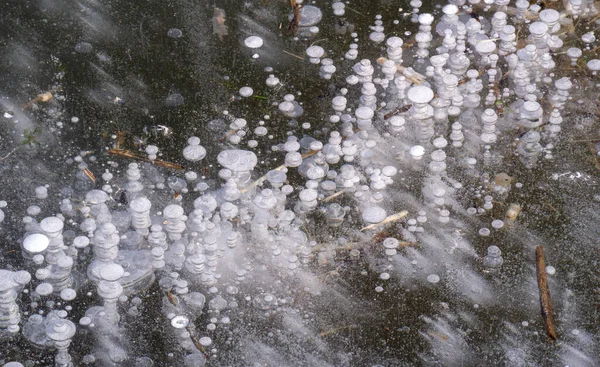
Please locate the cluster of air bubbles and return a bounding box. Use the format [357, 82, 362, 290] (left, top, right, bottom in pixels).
[182, 137, 206, 162]
[6, 0, 600, 365]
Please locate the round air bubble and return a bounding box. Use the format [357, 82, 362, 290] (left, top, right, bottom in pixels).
[475, 39, 496, 55]
[407, 85, 434, 104]
[285, 152, 303, 167]
[253, 293, 278, 310]
[255, 126, 268, 136]
[355, 106, 374, 120]
[100, 263, 125, 282]
[239, 87, 253, 97]
[40, 217, 64, 233]
[60, 288, 77, 301]
[478, 228, 490, 236]
[306, 166, 325, 180]
[382, 238, 399, 249]
[332, 1, 345, 16]
[165, 93, 184, 107]
[199, 337, 212, 346]
[23, 233, 50, 254]
[35, 186, 48, 199]
[217, 150, 258, 172]
[346, 75, 359, 85]
[75, 42, 93, 53]
[279, 101, 294, 114]
[244, 36, 263, 49]
[187, 136, 201, 145]
[362, 206, 387, 224]
[86, 189, 109, 204]
[582, 32, 596, 44]
[306, 45, 325, 58]
[36, 283, 54, 296]
[183, 144, 207, 162]
[433, 136, 448, 148]
[409, 145, 425, 159]
[79, 317, 92, 326]
[266, 75, 280, 87]
[298, 188, 318, 202]
[171, 315, 190, 328]
[546, 266, 556, 275]
[27, 205, 41, 216]
[491, 219, 504, 229]
[290, 5, 322, 27]
[587, 59, 600, 74]
[427, 274, 440, 284]
[167, 28, 183, 38]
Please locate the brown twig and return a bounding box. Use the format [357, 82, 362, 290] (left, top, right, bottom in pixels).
[383, 105, 412, 120]
[23, 91, 53, 110]
[535, 245, 557, 341]
[108, 148, 184, 170]
[319, 324, 359, 337]
[360, 210, 408, 231]
[282, 50, 304, 60]
[288, 0, 302, 34]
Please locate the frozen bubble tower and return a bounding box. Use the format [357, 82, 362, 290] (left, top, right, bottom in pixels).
[1, 0, 599, 366]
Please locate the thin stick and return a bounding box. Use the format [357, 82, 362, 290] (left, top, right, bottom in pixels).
[0, 146, 20, 161]
[376, 57, 425, 84]
[282, 50, 304, 60]
[319, 324, 359, 337]
[535, 245, 557, 341]
[322, 190, 346, 202]
[108, 148, 184, 170]
[360, 210, 408, 231]
[344, 6, 365, 17]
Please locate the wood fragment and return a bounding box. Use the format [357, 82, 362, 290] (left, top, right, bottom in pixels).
[536, 245, 558, 341]
[83, 168, 96, 183]
[114, 130, 127, 149]
[212, 7, 228, 41]
[187, 325, 210, 358]
[166, 291, 179, 307]
[23, 91, 54, 110]
[288, 0, 302, 35]
[383, 104, 412, 120]
[344, 6, 365, 17]
[360, 210, 408, 231]
[283, 50, 304, 60]
[108, 148, 184, 170]
[322, 190, 346, 202]
[504, 203, 521, 225]
[427, 330, 449, 341]
[376, 57, 425, 84]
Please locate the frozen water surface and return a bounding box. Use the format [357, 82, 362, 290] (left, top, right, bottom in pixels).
[1, 0, 600, 366]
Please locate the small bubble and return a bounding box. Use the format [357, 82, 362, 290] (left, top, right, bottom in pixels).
[167, 28, 183, 38]
[427, 274, 440, 284]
